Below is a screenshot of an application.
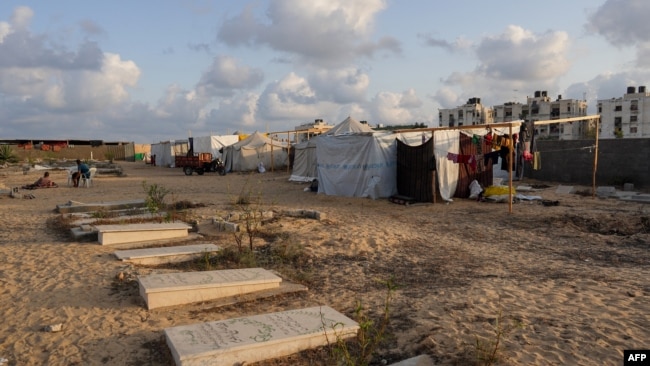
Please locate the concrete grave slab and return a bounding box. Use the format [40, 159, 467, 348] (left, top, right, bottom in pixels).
[56, 199, 146, 214]
[114, 244, 220, 265]
[619, 194, 650, 204]
[138, 268, 282, 309]
[555, 185, 575, 194]
[94, 222, 191, 245]
[596, 186, 617, 198]
[164, 305, 359, 366]
[389, 355, 434, 366]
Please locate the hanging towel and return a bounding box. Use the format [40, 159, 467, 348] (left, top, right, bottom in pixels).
[533, 151, 541, 170]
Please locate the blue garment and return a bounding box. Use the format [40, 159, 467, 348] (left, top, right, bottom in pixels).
[78, 163, 90, 178]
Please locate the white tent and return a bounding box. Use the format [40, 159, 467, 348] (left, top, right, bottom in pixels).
[223, 131, 288, 172]
[192, 135, 239, 160]
[150, 140, 188, 167]
[324, 116, 374, 135]
[289, 116, 374, 183]
[292, 116, 424, 198]
[314, 130, 424, 198]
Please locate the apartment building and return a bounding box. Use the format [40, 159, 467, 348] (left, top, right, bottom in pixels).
[522, 91, 589, 140]
[598, 86, 650, 139]
[438, 97, 494, 127]
[493, 102, 526, 123]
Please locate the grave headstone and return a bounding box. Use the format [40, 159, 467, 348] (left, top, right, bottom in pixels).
[555, 185, 575, 195]
[94, 222, 191, 245]
[390, 355, 434, 366]
[165, 306, 359, 366]
[138, 268, 282, 309]
[56, 199, 146, 213]
[114, 244, 220, 265]
[595, 186, 616, 198]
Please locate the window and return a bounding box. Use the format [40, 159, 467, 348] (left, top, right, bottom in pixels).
[630, 115, 637, 122]
[598, 104, 602, 113]
[630, 127, 638, 133]
[614, 117, 622, 127]
[614, 105, 622, 112]
[551, 108, 560, 117]
[567, 105, 571, 112]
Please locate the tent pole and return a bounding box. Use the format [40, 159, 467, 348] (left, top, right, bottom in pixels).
[271, 139, 274, 172]
[508, 124, 513, 214]
[592, 117, 599, 199]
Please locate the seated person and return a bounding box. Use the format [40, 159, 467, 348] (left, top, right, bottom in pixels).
[71, 159, 90, 187]
[24, 171, 57, 189]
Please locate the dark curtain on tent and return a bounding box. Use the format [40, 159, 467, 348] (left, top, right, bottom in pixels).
[455, 133, 494, 198]
[396, 137, 434, 202]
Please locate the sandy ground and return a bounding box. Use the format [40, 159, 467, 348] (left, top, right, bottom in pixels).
[0, 161, 649, 366]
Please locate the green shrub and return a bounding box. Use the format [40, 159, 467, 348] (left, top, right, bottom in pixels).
[0, 145, 18, 164]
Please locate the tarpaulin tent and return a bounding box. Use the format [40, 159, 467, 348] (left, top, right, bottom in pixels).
[289, 116, 374, 183]
[324, 116, 374, 135]
[314, 131, 423, 198]
[150, 140, 188, 167]
[192, 135, 239, 160]
[223, 131, 288, 172]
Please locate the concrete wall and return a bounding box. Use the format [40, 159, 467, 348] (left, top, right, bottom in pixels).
[525, 138, 650, 188]
[10, 143, 140, 163]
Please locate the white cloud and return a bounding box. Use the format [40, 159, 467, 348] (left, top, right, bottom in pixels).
[369, 91, 416, 125]
[587, 0, 650, 69]
[564, 70, 650, 114]
[636, 43, 650, 69]
[10, 6, 32, 30]
[419, 34, 473, 53]
[257, 72, 319, 120]
[475, 25, 570, 81]
[433, 87, 460, 109]
[435, 25, 570, 106]
[308, 67, 369, 103]
[0, 7, 103, 70]
[217, 0, 395, 66]
[205, 92, 259, 131]
[398, 88, 422, 109]
[586, 0, 650, 45]
[196, 55, 264, 98]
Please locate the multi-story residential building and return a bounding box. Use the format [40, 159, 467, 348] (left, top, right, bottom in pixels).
[294, 118, 333, 142]
[526, 91, 589, 140]
[598, 86, 650, 139]
[493, 102, 526, 123]
[439, 91, 593, 139]
[438, 97, 494, 127]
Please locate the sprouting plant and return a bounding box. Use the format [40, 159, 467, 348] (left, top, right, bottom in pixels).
[473, 307, 524, 366]
[231, 179, 265, 252]
[327, 276, 397, 366]
[142, 180, 170, 215]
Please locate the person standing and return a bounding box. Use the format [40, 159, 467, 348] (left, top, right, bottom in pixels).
[72, 159, 90, 187]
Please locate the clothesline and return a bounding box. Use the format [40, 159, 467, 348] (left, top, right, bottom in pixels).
[536, 145, 596, 153]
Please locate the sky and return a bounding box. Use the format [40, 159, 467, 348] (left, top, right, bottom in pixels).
[1, 0, 649, 143]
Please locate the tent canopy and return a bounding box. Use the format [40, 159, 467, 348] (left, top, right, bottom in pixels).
[192, 135, 239, 160]
[223, 131, 288, 172]
[325, 116, 374, 136]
